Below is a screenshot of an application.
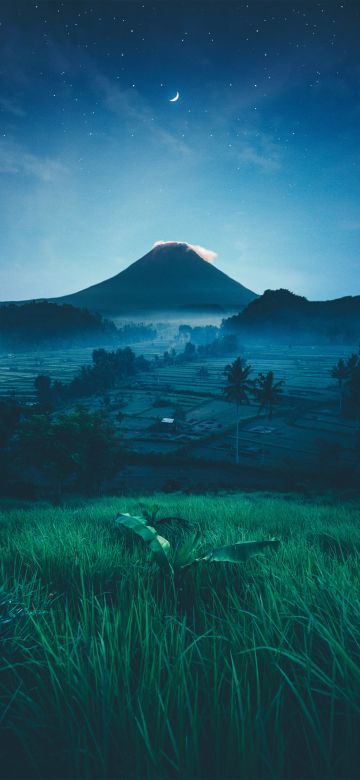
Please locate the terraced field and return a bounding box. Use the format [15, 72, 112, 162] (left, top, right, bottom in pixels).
[0, 337, 172, 401]
[0, 347, 96, 401]
[0, 340, 355, 403]
[134, 343, 356, 401]
[0, 338, 358, 486]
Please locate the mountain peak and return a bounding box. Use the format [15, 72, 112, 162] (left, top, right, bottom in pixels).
[151, 240, 219, 264]
[56, 243, 257, 316]
[153, 241, 189, 250]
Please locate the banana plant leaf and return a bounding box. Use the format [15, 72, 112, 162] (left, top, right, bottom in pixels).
[173, 530, 202, 569]
[200, 538, 280, 563]
[116, 513, 280, 572]
[116, 513, 172, 567]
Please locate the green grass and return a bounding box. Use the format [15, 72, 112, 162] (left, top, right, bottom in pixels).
[1, 492, 360, 780]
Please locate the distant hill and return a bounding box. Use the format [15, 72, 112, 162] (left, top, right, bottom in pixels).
[0, 301, 158, 351]
[0, 301, 118, 350]
[55, 242, 257, 316]
[222, 289, 360, 344]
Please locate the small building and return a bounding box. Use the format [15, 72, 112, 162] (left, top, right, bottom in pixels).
[160, 417, 177, 432]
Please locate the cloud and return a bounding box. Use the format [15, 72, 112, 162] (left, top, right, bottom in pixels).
[152, 240, 217, 263]
[94, 74, 192, 159]
[0, 138, 68, 181]
[236, 142, 281, 172]
[0, 96, 26, 117]
[189, 244, 218, 263]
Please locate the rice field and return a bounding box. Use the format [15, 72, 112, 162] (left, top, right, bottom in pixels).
[0, 346, 97, 401]
[1, 340, 357, 480]
[1, 492, 360, 780]
[136, 343, 357, 402]
[0, 342, 356, 402]
[0, 335, 172, 401]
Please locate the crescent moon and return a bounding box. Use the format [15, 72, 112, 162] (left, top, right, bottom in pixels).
[169, 91, 180, 102]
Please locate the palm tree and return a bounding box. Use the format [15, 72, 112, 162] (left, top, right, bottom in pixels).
[347, 353, 359, 372]
[331, 358, 350, 411]
[253, 370, 284, 419]
[223, 357, 253, 463]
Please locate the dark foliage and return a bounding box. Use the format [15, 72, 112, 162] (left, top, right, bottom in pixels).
[184, 341, 196, 359]
[0, 399, 26, 494]
[175, 333, 241, 362]
[0, 399, 23, 448]
[331, 358, 349, 387]
[34, 374, 53, 406]
[197, 333, 240, 356]
[332, 352, 360, 419]
[178, 324, 219, 345]
[116, 322, 157, 343]
[13, 408, 120, 496]
[345, 362, 360, 419]
[253, 370, 285, 418]
[0, 300, 118, 349]
[34, 346, 150, 404]
[223, 357, 254, 406]
[0, 302, 157, 351]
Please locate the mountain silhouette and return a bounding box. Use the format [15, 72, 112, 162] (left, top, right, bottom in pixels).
[56, 242, 257, 315]
[222, 288, 360, 343]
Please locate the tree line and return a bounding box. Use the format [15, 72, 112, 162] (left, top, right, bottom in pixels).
[331, 352, 360, 417]
[161, 334, 240, 366]
[0, 401, 120, 500]
[0, 301, 157, 350]
[35, 347, 150, 406]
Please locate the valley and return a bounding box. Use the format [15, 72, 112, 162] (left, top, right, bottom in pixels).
[2, 337, 358, 494]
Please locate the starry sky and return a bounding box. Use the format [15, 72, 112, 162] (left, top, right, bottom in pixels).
[0, 0, 359, 302]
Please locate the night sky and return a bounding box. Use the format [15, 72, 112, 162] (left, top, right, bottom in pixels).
[0, 1, 359, 301]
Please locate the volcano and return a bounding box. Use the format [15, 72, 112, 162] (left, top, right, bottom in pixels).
[56, 242, 257, 316]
